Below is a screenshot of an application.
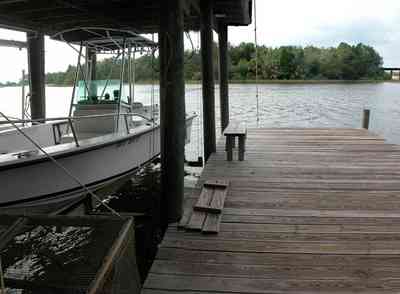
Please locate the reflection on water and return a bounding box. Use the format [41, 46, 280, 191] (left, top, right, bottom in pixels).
[2, 220, 122, 293]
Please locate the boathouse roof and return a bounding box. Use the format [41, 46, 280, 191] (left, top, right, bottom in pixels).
[51, 27, 157, 51]
[0, 0, 252, 34]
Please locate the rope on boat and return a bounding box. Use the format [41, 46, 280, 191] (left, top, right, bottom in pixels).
[0, 256, 5, 294]
[254, 0, 260, 126]
[151, 34, 156, 157]
[196, 31, 203, 163]
[0, 112, 122, 218]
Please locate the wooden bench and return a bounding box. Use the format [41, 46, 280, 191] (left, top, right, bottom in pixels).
[223, 122, 247, 161]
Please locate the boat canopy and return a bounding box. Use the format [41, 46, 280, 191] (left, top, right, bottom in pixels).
[76, 80, 130, 105]
[51, 27, 157, 53]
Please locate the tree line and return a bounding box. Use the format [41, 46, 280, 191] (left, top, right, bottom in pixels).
[45, 42, 387, 85]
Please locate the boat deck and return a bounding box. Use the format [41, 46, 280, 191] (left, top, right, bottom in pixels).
[143, 128, 400, 293]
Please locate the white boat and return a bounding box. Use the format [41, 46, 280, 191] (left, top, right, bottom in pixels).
[0, 28, 195, 213]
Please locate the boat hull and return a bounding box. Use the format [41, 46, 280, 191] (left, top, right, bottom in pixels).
[0, 126, 161, 213]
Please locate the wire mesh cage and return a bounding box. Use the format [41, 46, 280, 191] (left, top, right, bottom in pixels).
[0, 215, 140, 294]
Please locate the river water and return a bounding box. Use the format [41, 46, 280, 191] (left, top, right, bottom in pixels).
[2, 82, 400, 161]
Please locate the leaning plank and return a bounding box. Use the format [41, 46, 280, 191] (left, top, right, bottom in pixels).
[193, 187, 214, 212]
[200, 188, 228, 213]
[186, 210, 207, 231]
[209, 187, 228, 213]
[194, 188, 228, 214]
[202, 212, 222, 234]
[194, 180, 229, 213]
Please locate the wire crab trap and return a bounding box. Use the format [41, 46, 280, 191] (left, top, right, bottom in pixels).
[0, 214, 140, 294]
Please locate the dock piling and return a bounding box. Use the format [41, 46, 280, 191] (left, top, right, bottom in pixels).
[201, 0, 217, 162]
[218, 21, 229, 133]
[27, 32, 45, 121]
[159, 0, 186, 224]
[363, 109, 370, 129]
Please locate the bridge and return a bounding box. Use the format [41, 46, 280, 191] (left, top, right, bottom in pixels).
[382, 67, 400, 80]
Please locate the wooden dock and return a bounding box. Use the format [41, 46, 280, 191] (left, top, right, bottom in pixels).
[143, 128, 400, 293]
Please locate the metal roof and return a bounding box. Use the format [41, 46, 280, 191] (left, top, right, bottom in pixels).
[0, 0, 252, 34]
[51, 27, 157, 52]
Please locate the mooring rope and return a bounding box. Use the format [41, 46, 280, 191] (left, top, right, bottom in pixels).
[0, 112, 122, 218]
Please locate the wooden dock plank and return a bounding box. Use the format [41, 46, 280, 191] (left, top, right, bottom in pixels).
[145, 273, 400, 293]
[143, 128, 400, 293]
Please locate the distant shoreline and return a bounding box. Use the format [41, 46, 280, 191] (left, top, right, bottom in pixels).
[2, 79, 396, 88]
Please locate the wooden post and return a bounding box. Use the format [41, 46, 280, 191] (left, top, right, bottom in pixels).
[226, 137, 233, 161]
[238, 136, 246, 161]
[363, 109, 370, 130]
[218, 21, 229, 133]
[201, 0, 216, 162]
[159, 0, 186, 224]
[27, 32, 45, 121]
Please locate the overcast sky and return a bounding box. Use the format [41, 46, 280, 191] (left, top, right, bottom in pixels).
[0, 0, 400, 82]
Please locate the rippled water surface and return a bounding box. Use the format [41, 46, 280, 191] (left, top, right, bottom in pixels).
[2, 82, 400, 159]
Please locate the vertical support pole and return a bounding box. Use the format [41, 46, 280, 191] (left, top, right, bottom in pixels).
[226, 136, 233, 161]
[132, 52, 136, 103]
[87, 47, 96, 81]
[116, 39, 126, 133]
[201, 0, 216, 162]
[159, 0, 186, 224]
[21, 69, 25, 125]
[218, 21, 229, 133]
[68, 43, 83, 118]
[363, 109, 370, 130]
[27, 32, 45, 121]
[128, 46, 132, 105]
[86, 47, 97, 98]
[238, 135, 246, 161]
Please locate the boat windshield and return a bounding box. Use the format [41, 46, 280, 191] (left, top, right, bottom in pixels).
[75, 80, 129, 105]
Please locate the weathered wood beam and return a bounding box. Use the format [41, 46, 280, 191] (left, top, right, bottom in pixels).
[159, 0, 186, 224]
[0, 38, 26, 48]
[0, 12, 38, 32]
[201, 0, 216, 162]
